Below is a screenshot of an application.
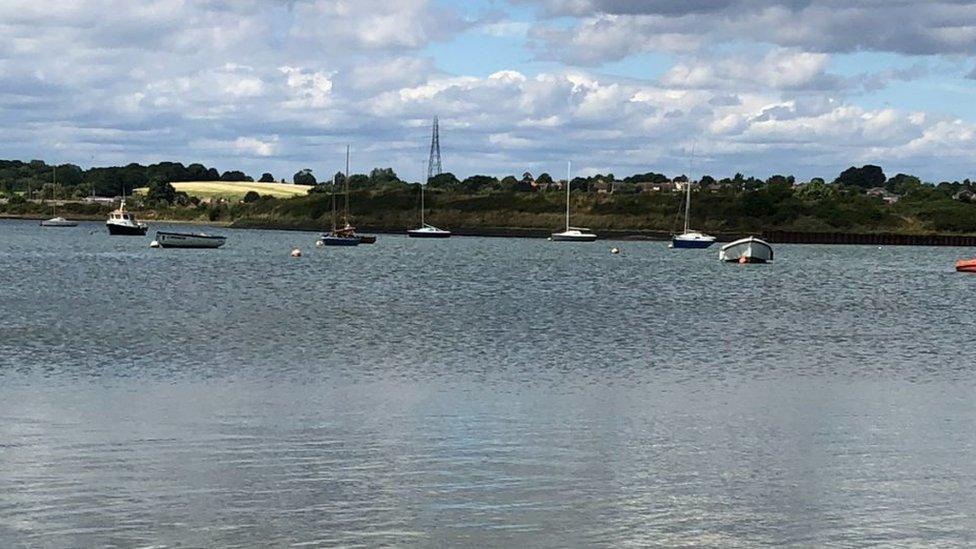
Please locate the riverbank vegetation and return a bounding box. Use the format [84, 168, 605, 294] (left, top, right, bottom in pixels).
[3, 159, 976, 235]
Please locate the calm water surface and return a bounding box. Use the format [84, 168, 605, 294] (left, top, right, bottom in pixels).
[2, 218, 976, 547]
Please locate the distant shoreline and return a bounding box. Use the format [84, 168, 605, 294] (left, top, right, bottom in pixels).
[5, 213, 976, 246]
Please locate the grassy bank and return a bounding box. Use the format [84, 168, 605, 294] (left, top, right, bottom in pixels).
[6, 185, 976, 238]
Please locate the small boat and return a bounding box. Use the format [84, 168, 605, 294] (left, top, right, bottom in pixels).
[408, 224, 452, 238]
[155, 231, 226, 248]
[40, 166, 77, 227]
[671, 230, 716, 249]
[670, 147, 715, 249]
[408, 163, 451, 238]
[956, 259, 976, 272]
[719, 236, 774, 263]
[106, 199, 148, 235]
[320, 148, 364, 247]
[40, 216, 77, 227]
[551, 161, 596, 242]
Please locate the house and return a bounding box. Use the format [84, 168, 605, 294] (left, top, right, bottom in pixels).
[593, 180, 613, 194]
[866, 187, 900, 204]
[953, 189, 975, 202]
[642, 181, 675, 192]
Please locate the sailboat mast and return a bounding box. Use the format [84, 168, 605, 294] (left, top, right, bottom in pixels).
[344, 145, 350, 225]
[421, 167, 426, 227]
[331, 173, 337, 231]
[52, 165, 57, 215]
[565, 161, 571, 231]
[684, 144, 695, 234]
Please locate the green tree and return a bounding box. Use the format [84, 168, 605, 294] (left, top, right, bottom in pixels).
[834, 165, 885, 190]
[146, 178, 177, 205]
[259, 173, 275, 183]
[293, 169, 316, 185]
[221, 170, 253, 182]
[243, 190, 261, 203]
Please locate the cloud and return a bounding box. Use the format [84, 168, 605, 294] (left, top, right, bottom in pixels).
[0, 0, 974, 182]
[526, 1, 976, 63]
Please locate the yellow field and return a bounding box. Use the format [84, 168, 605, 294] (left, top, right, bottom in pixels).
[134, 181, 313, 201]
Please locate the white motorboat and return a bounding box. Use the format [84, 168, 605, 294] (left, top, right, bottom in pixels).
[551, 161, 596, 242]
[106, 198, 148, 235]
[40, 216, 77, 227]
[719, 236, 774, 263]
[155, 231, 226, 248]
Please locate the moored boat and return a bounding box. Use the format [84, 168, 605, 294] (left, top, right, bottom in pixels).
[41, 167, 77, 227]
[106, 199, 148, 235]
[956, 259, 976, 272]
[40, 216, 77, 227]
[155, 231, 226, 249]
[671, 230, 716, 249]
[719, 236, 774, 263]
[551, 161, 596, 242]
[670, 148, 715, 249]
[408, 224, 452, 238]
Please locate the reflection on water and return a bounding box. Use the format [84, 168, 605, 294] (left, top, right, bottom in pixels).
[2, 219, 976, 546]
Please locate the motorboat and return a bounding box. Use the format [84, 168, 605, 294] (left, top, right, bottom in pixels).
[671, 230, 716, 249]
[106, 199, 148, 235]
[40, 216, 77, 227]
[408, 224, 452, 238]
[551, 161, 596, 242]
[155, 231, 226, 249]
[719, 236, 774, 263]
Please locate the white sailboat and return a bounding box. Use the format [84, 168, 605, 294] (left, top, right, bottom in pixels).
[670, 147, 715, 249]
[408, 171, 451, 238]
[551, 161, 596, 242]
[41, 165, 78, 227]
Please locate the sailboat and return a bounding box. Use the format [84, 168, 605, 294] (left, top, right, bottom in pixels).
[41, 165, 78, 227]
[407, 172, 451, 238]
[670, 148, 715, 249]
[321, 146, 362, 246]
[551, 161, 596, 242]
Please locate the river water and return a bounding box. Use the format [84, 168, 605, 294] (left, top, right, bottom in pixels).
[2, 218, 976, 547]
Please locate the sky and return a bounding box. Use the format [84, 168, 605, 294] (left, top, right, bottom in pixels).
[2, 0, 976, 182]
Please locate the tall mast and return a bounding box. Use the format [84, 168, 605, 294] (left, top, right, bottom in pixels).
[331, 172, 337, 231]
[52, 165, 57, 215]
[421, 162, 426, 227]
[684, 144, 695, 234]
[565, 161, 571, 231]
[344, 145, 350, 226]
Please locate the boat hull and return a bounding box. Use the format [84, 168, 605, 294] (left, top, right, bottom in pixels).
[40, 219, 78, 227]
[551, 228, 597, 242]
[107, 223, 148, 235]
[956, 259, 976, 272]
[321, 235, 360, 246]
[156, 231, 226, 249]
[671, 237, 714, 249]
[408, 229, 451, 238]
[719, 237, 774, 263]
[357, 235, 377, 244]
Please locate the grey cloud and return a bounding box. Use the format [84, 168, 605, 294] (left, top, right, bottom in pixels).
[526, 0, 976, 64]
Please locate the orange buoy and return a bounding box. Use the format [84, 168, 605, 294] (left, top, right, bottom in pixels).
[956, 259, 976, 272]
